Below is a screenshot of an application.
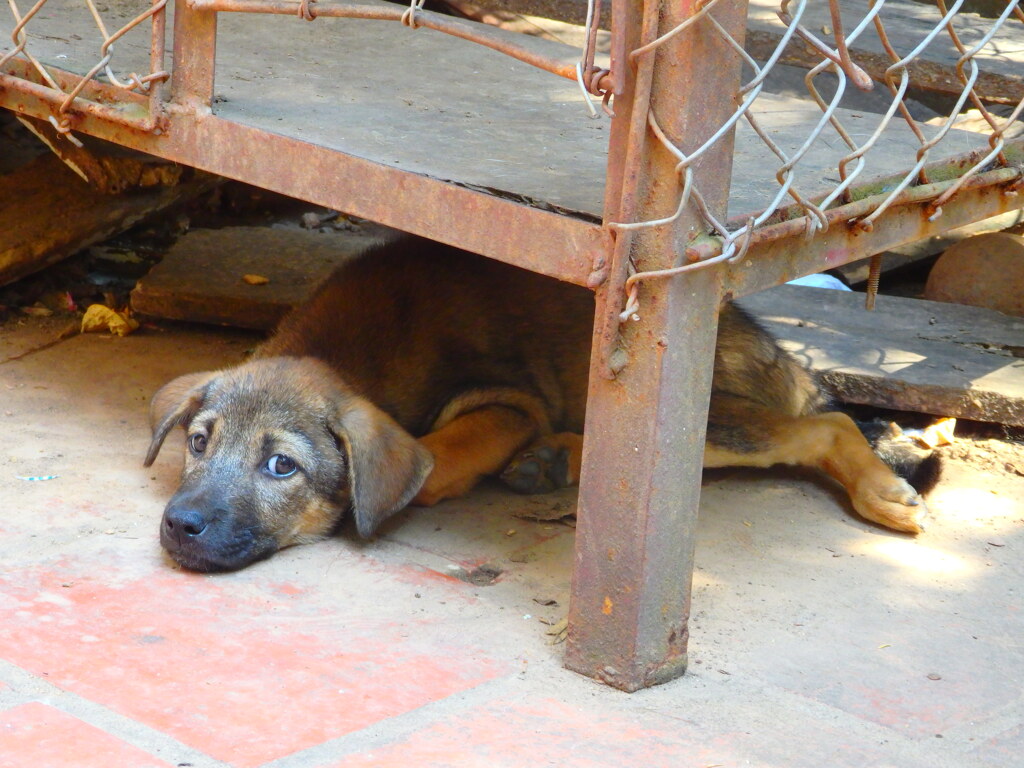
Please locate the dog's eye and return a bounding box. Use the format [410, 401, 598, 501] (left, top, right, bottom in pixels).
[265, 454, 297, 478]
[189, 434, 208, 454]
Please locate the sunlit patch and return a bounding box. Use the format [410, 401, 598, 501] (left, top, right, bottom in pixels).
[927, 486, 1022, 528]
[853, 538, 970, 577]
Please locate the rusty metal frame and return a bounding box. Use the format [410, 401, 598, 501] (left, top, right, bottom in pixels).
[0, 0, 168, 135]
[184, 0, 615, 94]
[564, 0, 750, 692]
[3, 0, 1024, 692]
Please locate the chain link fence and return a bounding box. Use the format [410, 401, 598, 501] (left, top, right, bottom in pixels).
[1, 0, 168, 135]
[2, 0, 1022, 261]
[607, 0, 1024, 317]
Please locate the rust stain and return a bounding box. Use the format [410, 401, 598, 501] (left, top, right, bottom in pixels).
[602, 596, 614, 615]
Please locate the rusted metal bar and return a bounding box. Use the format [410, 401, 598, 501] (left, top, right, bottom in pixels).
[147, 0, 168, 122]
[626, 151, 1024, 292]
[565, 0, 748, 692]
[185, 0, 614, 94]
[1, 0, 168, 135]
[172, 0, 218, 112]
[733, 136, 1024, 235]
[725, 166, 1024, 298]
[0, 77, 605, 284]
[0, 61, 154, 130]
[586, 0, 661, 360]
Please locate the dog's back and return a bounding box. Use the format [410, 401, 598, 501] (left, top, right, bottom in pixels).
[258, 235, 594, 436]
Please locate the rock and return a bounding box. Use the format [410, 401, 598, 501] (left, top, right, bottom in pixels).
[924, 232, 1024, 317]
[131, 224, 392, 329]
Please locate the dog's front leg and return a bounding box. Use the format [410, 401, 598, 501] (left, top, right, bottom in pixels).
[499, 433, 585, 494]
[412, 406, 538, 506]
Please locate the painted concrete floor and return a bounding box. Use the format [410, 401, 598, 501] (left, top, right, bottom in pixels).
[0, 318, 1022, 767]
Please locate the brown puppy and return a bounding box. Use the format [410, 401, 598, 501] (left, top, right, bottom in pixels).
[146, 234, 929, 572]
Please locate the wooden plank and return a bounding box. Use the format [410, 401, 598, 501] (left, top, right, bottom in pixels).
[741, 284, 1024, 426]
[0, 153, 219, 287]
[130, 225, 391, 329]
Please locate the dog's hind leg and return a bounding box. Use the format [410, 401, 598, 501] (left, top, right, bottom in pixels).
[705, 394, 927, 533]
[412, 406, 539, 506]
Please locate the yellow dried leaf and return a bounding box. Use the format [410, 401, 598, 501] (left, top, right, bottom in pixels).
[243, 274, 270, 286]
[80, 305, 139, 337]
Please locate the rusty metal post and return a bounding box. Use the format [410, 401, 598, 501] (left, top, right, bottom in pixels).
[565, 0, 749, 691]
[170, 0, 218, 112]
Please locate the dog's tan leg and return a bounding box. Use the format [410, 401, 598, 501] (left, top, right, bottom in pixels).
[705, 406, 927, 533]
[413, 406, 538, 506]
[500, 433, 584, 494]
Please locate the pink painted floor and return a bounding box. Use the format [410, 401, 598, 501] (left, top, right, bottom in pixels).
[1, 321, 1022, 768]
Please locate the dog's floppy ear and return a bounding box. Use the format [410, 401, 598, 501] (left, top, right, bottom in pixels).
[329, 395, 434, 538]
[144, 371, 217, 467]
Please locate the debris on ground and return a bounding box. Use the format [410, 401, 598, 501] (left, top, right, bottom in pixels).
[80, 304, 139, 336]
[940, 427, 1024, 478]
[545, 617, 568, 645]
[511, 498, 576, 525]
[913, 417, 958, 449]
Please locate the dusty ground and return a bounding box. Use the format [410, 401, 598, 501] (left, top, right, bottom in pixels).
[1, 311, 1023, 767]
[2, 113, 1023, 763]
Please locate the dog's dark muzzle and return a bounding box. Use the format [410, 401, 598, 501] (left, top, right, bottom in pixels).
[160, 496, 272, 573]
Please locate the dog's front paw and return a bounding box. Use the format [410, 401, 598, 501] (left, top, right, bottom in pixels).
[500, 444, 570, 495]
[853, 476, 928, 534]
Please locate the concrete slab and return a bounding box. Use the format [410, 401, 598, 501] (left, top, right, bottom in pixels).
[0, 317, 1022, 766]
[131, 224, 393, 329]
[742, 284, 1024, 426]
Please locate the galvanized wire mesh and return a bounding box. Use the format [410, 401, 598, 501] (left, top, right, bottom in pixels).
[0, 0, 167, 136]
[614, 0, 1024, 311]
[3, 0, 1021, 245]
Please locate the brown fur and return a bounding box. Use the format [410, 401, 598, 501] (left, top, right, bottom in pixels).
[146, 235, 927, 572]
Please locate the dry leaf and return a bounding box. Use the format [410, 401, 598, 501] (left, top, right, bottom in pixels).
[80, 305, 139, 337]
[243, 274, 270, 285]
[545, 617, 568, 645]
[21, 305, 52, 317]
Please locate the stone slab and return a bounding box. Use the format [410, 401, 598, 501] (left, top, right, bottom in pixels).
[130, 224, 393, 329]
[924, 232, 1024, 317]
[741, 284, 1024, 425]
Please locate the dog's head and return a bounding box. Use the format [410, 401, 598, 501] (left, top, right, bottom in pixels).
[144, 356, 433, 572]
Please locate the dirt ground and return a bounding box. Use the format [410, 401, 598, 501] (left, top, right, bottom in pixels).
[2, 113, 1023, 763]
[1, 309, 1022, 767]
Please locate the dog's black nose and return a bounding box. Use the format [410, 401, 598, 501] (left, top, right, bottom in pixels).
[162, 507, 209, 547]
